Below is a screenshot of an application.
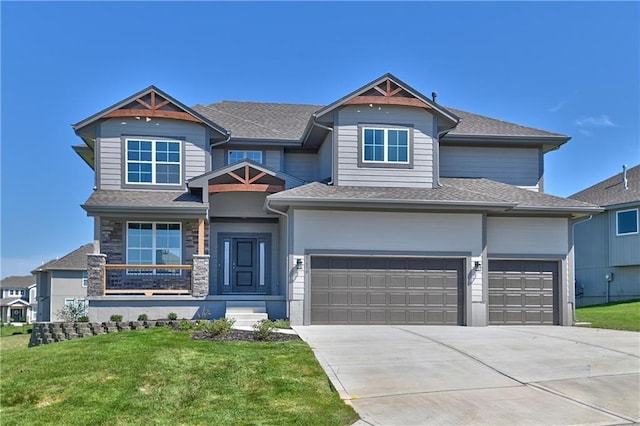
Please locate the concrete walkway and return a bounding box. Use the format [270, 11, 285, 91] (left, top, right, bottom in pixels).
[294, 325, 640, 425]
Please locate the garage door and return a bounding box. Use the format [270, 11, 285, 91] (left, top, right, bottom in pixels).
[488, 260, 558, 325]
[310, 257, 463, 325]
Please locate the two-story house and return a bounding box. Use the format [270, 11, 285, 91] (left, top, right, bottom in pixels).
[570, 164, 639, 306]
[0, 276, 36, 324]
[32, 244, 93, 322]
[73, 73, 600, 326]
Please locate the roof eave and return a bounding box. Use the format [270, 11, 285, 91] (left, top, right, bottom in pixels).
[81, 204, 208, 217]
[267, 197, 516, 211]
[442, 134, 571, 144]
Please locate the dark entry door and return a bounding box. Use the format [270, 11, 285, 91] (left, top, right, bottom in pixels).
[232, 238, 258, 292]
[11, 308, 22, 322]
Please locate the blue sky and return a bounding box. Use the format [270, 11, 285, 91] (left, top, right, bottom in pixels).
[1, 1, 638, 278]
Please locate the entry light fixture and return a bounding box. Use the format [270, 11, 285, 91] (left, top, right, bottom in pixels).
[296, 258, 303, 270]
[474, 260, 482, 271]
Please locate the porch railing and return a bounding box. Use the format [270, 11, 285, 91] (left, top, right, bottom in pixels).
[103, 264, 193, 296]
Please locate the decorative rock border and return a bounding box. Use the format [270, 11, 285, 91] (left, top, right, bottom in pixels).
[28, 321, 178, 347]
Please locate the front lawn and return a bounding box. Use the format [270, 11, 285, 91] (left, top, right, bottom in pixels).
[0, 324, 32, 337]
[0, 327, 358, 425]
[575, 300, 640, 332]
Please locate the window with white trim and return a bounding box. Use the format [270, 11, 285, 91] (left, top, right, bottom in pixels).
[362, 127, 410, 164]
[126, 139, 181, 185]
[228, 150, 263, 164]
[126, 222, 182, 273]
[616, 208, 638, 235]
[81, 271, 88, 288]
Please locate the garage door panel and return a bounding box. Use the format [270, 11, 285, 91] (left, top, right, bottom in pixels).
[350, 275, 367, 288]
[389, 276, 407, 288]
[369, 292, 386, 305]
[330, 292, 348, 305]
[311, 256, 463, 325]
[369, 276, 386, 288]
[489, 260, 558, 325]
[389, 293, 407, 305]
[350, 292, 367, 305]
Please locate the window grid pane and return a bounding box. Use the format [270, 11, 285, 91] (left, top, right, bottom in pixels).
[363, 128, 408, 163]
[126, 139, 181, 185]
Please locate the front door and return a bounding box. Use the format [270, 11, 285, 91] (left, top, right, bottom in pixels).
[11, 308, 22, 322]
[232, 238, 258, 293]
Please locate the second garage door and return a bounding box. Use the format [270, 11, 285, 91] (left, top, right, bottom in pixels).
[488, 260, 558, 325]
[310, 257, 464, 325]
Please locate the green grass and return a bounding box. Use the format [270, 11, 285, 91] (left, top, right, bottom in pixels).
[0, 328, 358, 425]
[575, 300, 640, 332]
[0, 324, 32, 337]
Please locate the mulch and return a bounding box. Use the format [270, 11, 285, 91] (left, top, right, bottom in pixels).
[191, 329, 301, 342]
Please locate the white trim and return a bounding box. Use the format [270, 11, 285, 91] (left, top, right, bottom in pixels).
[125, 138, 182, 185]
[616, 208, 639, 236]
[361, 127, 410, 164]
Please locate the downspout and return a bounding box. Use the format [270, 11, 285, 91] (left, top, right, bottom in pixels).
[571, 214, 593, 322]
[264, 198, 291, 319]
[211, 132, 232, 147]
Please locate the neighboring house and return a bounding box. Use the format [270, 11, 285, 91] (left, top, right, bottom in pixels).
[0, 276, 36, 324]
[570, 164, 640, 306]
[32, 244, 93, 322]
[72, 73, 600, 326]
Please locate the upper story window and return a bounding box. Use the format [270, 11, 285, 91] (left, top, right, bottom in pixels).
[126, 139, 181, 185]
[228, 150, 263, 164]
[359, 126, 412, 167]
[81, 272, 88, 288]
[616, 208, 638, 235]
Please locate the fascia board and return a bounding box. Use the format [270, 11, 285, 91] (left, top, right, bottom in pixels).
[267, 197, 516, 211]
[81, 205, 208, 217]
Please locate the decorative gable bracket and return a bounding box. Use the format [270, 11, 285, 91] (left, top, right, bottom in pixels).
[343, 78, 432, 110]
[103, 90, 201, 123]
[208, 164, 284, 194]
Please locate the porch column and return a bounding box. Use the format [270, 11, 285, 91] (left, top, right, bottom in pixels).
[198, 218, 205, 255]
[87, 253, 107, 297]
[192, 255, 210, 298]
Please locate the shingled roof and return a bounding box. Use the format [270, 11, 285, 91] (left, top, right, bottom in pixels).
[192, 101, 321, 141]
[32, 244, 94, 272]
[190, 102, 566, 143]
[0, 276, 35, 289]
[444, 107, 567, 138]
[82, 190, 205, 214]
[570, 164, 640, 208]
[268, 179, 599, 215]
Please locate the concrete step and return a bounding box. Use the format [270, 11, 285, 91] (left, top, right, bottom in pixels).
[225, 301, 266, 314]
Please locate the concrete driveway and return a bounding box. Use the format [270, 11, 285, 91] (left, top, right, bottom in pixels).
[294, 326, 640, 425]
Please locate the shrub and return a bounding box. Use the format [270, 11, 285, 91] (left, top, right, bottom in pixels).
[110, 314, 123, 322]
[78, 316, 89, 323]
[252, 319, 275, 341]
[271, 319, 291, 329]
[167, 312, 178, 321]
[200, 318, 235, 337]
[56, 299, 88, 322]
[178, 320, 194, 331]
[137, 313, 148, 321]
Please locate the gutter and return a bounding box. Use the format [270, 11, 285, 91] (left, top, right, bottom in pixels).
[263, 198, 291, 319]
[210, 132, 232, 147]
